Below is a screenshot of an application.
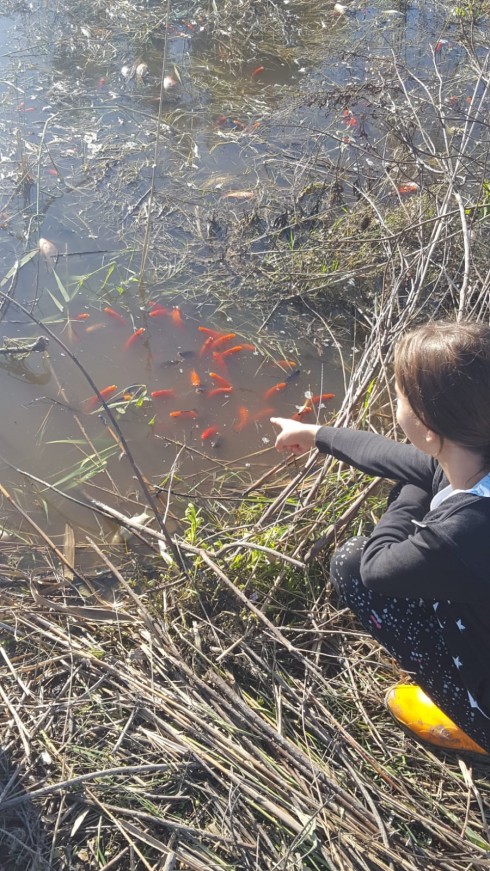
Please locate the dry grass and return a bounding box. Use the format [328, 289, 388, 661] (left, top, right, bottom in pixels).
[1, 515, 490, 870]
[1, 0, 490, 868]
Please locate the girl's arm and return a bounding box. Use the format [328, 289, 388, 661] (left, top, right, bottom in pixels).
[360, 485, 488, 603]
[316, 425, 437, 489]
[271, 419, 437, 490]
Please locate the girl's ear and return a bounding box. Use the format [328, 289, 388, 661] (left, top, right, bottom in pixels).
[425, 428, 441, 454]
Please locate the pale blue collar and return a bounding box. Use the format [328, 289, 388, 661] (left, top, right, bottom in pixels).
[468, 472, 490, 498]
[430, 472, 490, 511]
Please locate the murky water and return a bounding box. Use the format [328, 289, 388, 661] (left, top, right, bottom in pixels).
[0, 0, 487, 546]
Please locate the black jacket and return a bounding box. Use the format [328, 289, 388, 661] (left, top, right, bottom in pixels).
[316, 426, 490, 714]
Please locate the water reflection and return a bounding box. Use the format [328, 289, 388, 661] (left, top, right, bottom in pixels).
[0, 0, 481, 540]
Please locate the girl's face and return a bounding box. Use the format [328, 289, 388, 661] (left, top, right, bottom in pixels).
[395, 382, 436, 455]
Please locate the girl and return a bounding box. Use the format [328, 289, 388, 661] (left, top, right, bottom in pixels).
[271, 321, 490, 755]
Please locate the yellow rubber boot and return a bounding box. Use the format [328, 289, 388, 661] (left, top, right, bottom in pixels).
[385, 684, 488, 755]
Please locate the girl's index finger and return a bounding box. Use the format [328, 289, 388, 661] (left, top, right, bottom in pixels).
[270, 416, 285, 429]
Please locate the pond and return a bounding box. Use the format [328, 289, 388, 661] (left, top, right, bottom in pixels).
[0, 0, 488, 552]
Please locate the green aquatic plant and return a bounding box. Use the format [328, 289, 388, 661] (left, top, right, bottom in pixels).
[48, 442, 121, 490]
[184, 501, 203, 545]
[452, 0, 485, 18]
[465, 179, 490, 222]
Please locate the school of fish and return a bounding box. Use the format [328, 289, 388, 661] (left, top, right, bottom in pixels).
[76, 302, 335, 447]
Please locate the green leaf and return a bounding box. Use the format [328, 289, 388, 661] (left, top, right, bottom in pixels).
[464, 827, 490, 850]
[100, 262, 116, 292]
[0, 249, 38, 287]
[52, 269, 71, 303]
[46, 288, 65, 312]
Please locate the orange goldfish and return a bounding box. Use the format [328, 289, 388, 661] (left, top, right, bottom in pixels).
[221, 343, 255, 359]
[292, 406, 313, 421]
[435, 38, 449, 53]
[397, 182, 418, 194]
[190, 369, 202, 389]
[276, 360, 298, 371]
[198, 326, 223, 339]
[251, 65, 265, 78]
[169, 409, 198, 419]
[209, 372, 232, 390]
[124, 327, 146, 350]
[212, 351, 227, 370]
[200, 336, 215, 357]
[151, 389, 175, 400]
[85, 323, 106, 333]
[234, 406, 249, 432]
[210, 333, 237, 350]
[201, 425, 219, 440]
[104, 306, 126, 324]
[263, 382, 287, 400]
[343, 109, 357, 127]
[72, 312, 90, 321]
[149, 305, 170, 318]
[83, 384, 117, 412]
[311, 393, 335, 405]
[207, 387, 232, 398]
[171, 307, 184, 327]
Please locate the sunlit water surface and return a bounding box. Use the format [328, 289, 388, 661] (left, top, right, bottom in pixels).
[0, 0, 474, 551]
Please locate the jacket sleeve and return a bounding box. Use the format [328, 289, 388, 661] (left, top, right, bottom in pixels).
[359, 485, 481, 601]
[315, 426, 436, 491]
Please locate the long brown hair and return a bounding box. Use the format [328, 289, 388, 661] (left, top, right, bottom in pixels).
[394, 321, 490, 463]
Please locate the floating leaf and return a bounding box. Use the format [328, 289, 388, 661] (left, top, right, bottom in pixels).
[222, 190, 255, 200]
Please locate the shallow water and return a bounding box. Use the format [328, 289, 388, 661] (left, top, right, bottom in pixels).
[0, 0, 486, 546]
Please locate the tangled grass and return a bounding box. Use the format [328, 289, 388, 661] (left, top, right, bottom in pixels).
[1, 0, 490, 868]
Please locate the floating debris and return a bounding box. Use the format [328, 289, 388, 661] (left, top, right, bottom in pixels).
[158, 538, 174, 565]
[111, 509, 154, 544]
[0, 336, 49, 358]
[135, 62, 148, 80]
[38, 237, 59, 270]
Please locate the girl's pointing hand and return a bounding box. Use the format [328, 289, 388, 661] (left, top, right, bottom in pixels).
[270, 417, 320, 454]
